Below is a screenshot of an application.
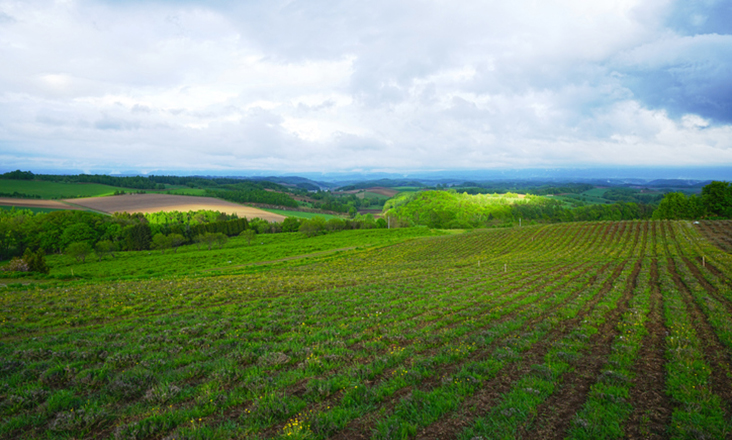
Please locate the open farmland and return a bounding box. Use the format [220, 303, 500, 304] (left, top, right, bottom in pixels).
[0, 198, 82, 211]
[65, 193, 286, 222]
[2, 221, 732, 439]
[0, 179, 135, 199]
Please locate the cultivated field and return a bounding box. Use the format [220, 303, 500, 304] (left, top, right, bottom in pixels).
[0, 179, 130, 199]
[2, 221, 732, 439]
[0, 198, 82, 211]
[66, 194, 286, 222]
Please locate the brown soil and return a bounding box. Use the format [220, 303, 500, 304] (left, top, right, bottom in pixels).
[365, 187, 400, 197]
[64, 193, 286, 222]
[695, 220, 732, 253]
[0, 197, 82, 210]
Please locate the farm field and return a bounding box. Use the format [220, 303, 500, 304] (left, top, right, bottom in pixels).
[45, 228, 444, 280]
[2, 221, 732, 439]
[257, 208, 344, 221]
[0, 198, 82, 211]
[0, 180, 131, 199]
[66, 194, 286, 222]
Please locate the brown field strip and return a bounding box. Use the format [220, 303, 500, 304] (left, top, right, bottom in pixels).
[64, 193, 286, 222]
[0, 197, 82, 210]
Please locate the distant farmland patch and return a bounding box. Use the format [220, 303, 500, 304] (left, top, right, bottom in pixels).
[0, 179, 130, 199]
[0, 197, 82, 211]
[364, 186, 400, 197]
[66, 194, 286, 222]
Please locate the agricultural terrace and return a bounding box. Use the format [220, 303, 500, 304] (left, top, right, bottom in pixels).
[67, 194, 285, 223]
[2, 221, 732, 439]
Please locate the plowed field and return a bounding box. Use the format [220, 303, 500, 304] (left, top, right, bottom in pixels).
[2, 220, 732, 439]
[65, 193, 286, 222]
[0, 198, 82, 210]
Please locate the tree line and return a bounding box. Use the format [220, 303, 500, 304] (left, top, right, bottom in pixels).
[652, 181, 732, 219]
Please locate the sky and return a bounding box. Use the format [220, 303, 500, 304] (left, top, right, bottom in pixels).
[0, 0, 731, 175]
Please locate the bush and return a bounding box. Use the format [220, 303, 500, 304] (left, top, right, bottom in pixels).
[1, 257, 29, 272]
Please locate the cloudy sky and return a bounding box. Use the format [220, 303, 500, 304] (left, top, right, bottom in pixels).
[0, 0, 730, 175]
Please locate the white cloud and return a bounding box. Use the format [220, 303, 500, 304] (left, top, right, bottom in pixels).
[0, 0, 730, 173]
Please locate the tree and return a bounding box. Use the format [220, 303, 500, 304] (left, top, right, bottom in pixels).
[67, 242, 92, 263]
[197, 232, 218, 250]
[94, 240, 116, 261]
[214, 232, 228, 249]
[281, 217, 301, 233]
[652, 192, 702, 220]
[299, 217, 326, 237]
[240, 229, 256, 245]
[152, 233, 172, 254]
[169, 234, 186, 252]
[60, 223, 97, 249]
[122, 223, 152, 251]
[701, 181, 732, 218]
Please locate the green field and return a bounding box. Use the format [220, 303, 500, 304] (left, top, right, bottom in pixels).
[257, 208, 344, 220]
[157, 188, 208, 196]
[2, 221, 732, 439]
[43, 228, 441, 279]
[0, 180, 133, 199]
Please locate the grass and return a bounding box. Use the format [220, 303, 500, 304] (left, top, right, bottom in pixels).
[256, 208, 344, 220]
[43, 228, 445, 280]
[2, 221, 732, 439]
[0, 179, 133, 199]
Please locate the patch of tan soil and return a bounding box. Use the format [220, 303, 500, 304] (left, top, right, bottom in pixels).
[64, 194, 286, 222]
[0, 198, 82, 210]
[366, 187, 400, 197]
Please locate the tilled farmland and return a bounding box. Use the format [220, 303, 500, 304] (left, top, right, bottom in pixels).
[1, 221, 732, 439]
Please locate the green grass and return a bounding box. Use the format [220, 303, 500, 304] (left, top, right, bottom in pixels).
[581, 188, 610, 198]
[44, 228, 444, 280]
[3, 221, 732, 439]
[0, 179, 133, 199]
[256, 208, 344, 220]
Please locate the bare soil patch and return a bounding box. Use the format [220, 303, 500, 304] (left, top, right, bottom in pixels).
[366, 187, 400, 197]
[64, 194, 286, 222]
[0, 197, 82, 210]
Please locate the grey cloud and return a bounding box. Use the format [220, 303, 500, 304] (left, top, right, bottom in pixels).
[614, 34, 732, 123]
[0, 11, 15, 24]
[665, 0, 732, 36]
